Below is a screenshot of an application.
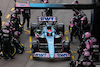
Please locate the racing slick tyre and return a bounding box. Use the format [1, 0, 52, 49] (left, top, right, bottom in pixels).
[30, 23, 39, 36]
[63, 41, 70, 53]
[55, 23, 65, 35]
[31, 40, 39, 53]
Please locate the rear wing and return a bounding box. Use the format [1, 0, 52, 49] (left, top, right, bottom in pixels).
[37, 17, 57, 22]
[15, 3, 95, 9]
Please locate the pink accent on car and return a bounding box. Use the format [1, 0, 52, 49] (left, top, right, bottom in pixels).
[33, 52, 70, 58]
[16, 3, 30, 7]
[33, 52, 50, 58]
[54, 17, 56, 21]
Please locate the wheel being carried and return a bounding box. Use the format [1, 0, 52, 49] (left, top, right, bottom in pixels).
[30, 16, 70, 60]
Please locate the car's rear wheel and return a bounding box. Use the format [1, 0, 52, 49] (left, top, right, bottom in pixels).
[31, 40, 39, 53]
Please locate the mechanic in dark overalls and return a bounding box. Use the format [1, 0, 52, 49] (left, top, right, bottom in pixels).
[46, 8, 52, 16]
[72, 0, 79, 16]
[22, 8, 31, 29]
[81, 16, 91, 33]
[11, 10, 21, 31]
[69, 17, 81, 42]
[0, 9, 2, 52]
[0, 9, 2, 30]
[79, 51, 95, 67]
[2, 29, 11, 60]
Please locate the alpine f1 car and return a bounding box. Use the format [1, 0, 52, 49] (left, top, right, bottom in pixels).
[30, 17, 70, 59]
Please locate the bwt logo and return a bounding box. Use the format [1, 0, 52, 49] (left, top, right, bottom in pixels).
[19, 4, 26, 7]
[40, 17, 55, 21]
[57, 54, 67, 57]
[35, 53, 46, 57]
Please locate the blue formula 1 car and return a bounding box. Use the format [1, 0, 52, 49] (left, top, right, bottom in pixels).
[30, 17, 70, 59]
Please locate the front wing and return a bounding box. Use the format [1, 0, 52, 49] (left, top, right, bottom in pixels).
[33, 52, 70, 59]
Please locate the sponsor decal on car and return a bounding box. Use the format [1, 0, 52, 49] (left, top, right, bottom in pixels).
[38, 17, 57, 21]
[57, 53, 68, 57]
[35, 53, 47, 57]
[18, 4, 26, 7]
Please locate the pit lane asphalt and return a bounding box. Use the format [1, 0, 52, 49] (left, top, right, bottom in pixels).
[0, 0, 98, 67]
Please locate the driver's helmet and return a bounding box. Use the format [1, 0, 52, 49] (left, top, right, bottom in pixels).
[82, 32, 91, 39]
[69, 21, 75, 27]
[44, 0, 48, 3]
[37, 29, 41, 34]
[5, 22, 10, 28]
[90, 37, 97, 43]
[47, 32, 52, 36]
[72, 0, 78, 4]
[81, 16, 88, 24]
[84, 51, 90, 57]
[2, 29, 10, 38]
